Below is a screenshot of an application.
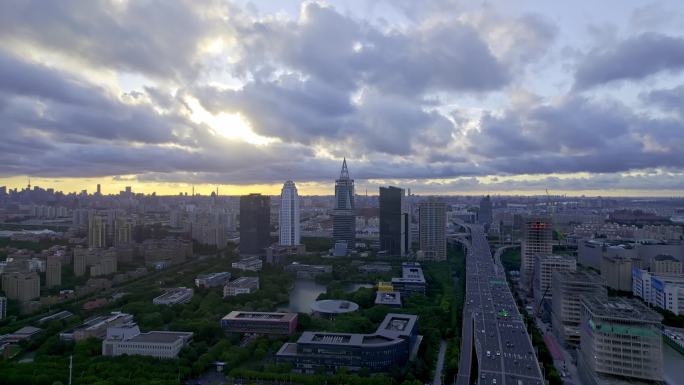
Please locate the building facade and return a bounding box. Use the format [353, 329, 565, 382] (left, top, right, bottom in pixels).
[223, 277, 260, 297]
[152, 287, 194, 306]
[332, 159, 355, 252]
[279, 181, 300, 246]
[276, 313, 418, 374]
[239, 194, 271, 255]
[478, 195, 493, 226]
[232, 256, 263, 271]
[391, 262, 426, 296]
[578, 296, 663, 384]
[551, 271, 605, 345]
[88, 214, 107, 249]
[220, 311, 298, 335]
[533, 254, 577, 312]
[601, 255, 639, 292]
[1, 272, 40, 302]
[46, 256, 62, 288]
[520, 216, 553, 291]
[379, 186, 408, 257]
[0, 297, 6, 320]
[195, 272, 231, 288]
[418, 198, 446, 261]
[102, 323, 192, 359]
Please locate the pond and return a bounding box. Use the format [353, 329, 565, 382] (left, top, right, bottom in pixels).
[278, 279, 373, 313]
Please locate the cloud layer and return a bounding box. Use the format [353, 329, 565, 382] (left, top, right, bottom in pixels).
[1, 0, 684, 193]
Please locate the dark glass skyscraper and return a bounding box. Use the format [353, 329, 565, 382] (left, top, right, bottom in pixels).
[240, 193, 271, 255]
[478, 195, 493, 226]
[332, 159, 355, 251]
[379, 186, 408, 256]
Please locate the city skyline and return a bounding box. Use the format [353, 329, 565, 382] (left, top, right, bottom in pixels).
[2, 1, 684, 196]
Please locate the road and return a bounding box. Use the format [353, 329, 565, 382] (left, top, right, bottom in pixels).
[456, 225, 544, 385]
[432, 340, 447, 385]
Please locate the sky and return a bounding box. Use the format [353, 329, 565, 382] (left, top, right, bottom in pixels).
[2, 0, 684, 196]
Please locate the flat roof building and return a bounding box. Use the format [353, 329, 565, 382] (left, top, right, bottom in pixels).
[195, 272, 231, 288]
[223, 276, 259, 297]
[311, 299, 359, 318]
[221, 311, 298, 335]
[232, 256, 263, 272]
[102, 322, 192, 359]
[375, 291, 401, 308]
[391, 262, 426, 296]
[276, 313, 419, 374]
[578, 296, 663, 385]
[60, 312, 133, 341]
[152, 287, 194, 306]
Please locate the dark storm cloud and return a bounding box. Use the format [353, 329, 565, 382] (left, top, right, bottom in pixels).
[642, 84, 684, 115]
[232, 2, 510, 94]
[467, 95, 684, 174]
[574, 33, 684, 89]
[0, 0, 221, 81]
[0, 49, 182, 144]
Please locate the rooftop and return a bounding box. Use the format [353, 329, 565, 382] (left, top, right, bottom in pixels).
[154, 287, 193, 301]
[581, 295, 662, 323]
[311, 299, 359, 314]
[226, 276, 259, 287]
[129, 331, 193, 343]
[223, 311, 297, 322]
[375, 291, 402, 306]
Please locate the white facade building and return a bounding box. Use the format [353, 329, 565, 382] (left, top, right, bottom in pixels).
[223, 277, 260, 297]
[279, 181, 301, 246]
[102, 323, 192, 359]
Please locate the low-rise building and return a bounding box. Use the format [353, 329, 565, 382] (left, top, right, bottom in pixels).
[102, 322, 192, 359]
[223, 277, 259, 297]
[265, 244, 306, 265]
[375, 291, 401, 308]
[284, 263, 332, 278]
[276, 313, 419, 374]
[358, 263, 392, 273]
[232, 256, 263, 272]
[220, 311, 298, 335]
[152, 287, 194, 306]
[391, 262, 426, 296]
[195, 272, 231, 288]
[60, 312, 133, 341]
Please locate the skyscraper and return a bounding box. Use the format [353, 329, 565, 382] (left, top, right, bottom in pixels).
[240, 194, 271, 255]
[114, 216, 133, 246]
[478, 195, 492, 226]
[279, 181, 300, 246]
[521, 215, 552, 292]
[379, 186, 409, 257]
[0, 296, 6, 320]
[332, 159, 355, 252]
[418, 198, 446, 261]
[88, 214, 107, 249]
[46, 256, 62, 288]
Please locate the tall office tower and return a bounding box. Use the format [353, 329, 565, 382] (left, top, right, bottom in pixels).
[114, 216, 133, 246]
[96, 184, 102, 195]
[239, 194, 271, 255]
[520, 216, 552, 292]
[478, 195, 493, 226]
[73, 247, 87, 277]
[2, 272, 40, 302]
[0, 296, 6, 320]
[552, 271, 605, 346]
[533, 254, 576, 313]
[379, 186, 409, 257]
[332, 159, 355, 251]
[88, 214, 107, 249]
[578, 296, 663, 384]
[46, 256, 62, 288]
[279, 181, 301, 246]
[418, 198, 447, 261]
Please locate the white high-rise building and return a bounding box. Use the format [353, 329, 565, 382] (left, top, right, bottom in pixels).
[279, 181, 300, 246]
